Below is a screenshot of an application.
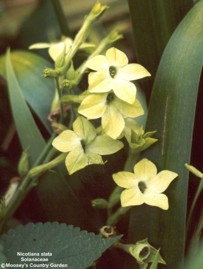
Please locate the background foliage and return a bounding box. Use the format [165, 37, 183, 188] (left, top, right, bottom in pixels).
[0, 0, 202, 268]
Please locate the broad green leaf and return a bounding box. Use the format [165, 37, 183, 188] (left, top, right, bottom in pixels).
[0, 222, 121, 269]
[0, 51, 54, 133]
[17, 0, 62, 51]
[128, 1, 203, 269]
[128, 0, 193, 92]
[51, 0, 71, 36]
[186, 242, 203, 269]
[5, 50, 46, 165]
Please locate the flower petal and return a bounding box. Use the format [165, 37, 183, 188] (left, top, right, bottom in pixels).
[118, 64, 151, 81]
[65, 149, 88, 175]
[148, 170, 178, 193]
[52, 130, 81, 152]
[87, 135, 123, 155]
[89, 75, 113, 93]
[102, 106, 125, 139]
[86, 55, 109, 70]
[121, 188, 144, 207]
[133, 159, 157, 182]
[106, 47, 128, 67]
[113, 80, 136, 104]
[86, 152, 104, 165]
[49, 42, 66, 61]
[113, 171, 137, 188]
[73, 116, 96, 144]
[114, 97, 144, 118]
[78, 93, 107, 119]
[144, 193, 169, 210]
[29, 43, 51, 49]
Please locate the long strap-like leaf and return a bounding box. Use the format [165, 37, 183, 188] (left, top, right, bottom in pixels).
[127, 1, 203, 269]
[6, 50, 46, 165]
[128, 0, 193, 94]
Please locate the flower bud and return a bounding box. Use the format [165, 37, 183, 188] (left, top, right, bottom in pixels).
[18, 151, 30, 178]
[91, 2, 108, 17]
[91, 198, 108, 209]
[185, 163, 203, 179]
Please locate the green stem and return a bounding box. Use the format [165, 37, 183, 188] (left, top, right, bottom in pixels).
[55, 78, 64, 122]
[107, 207, 130, 226]
[0, 137, 65, 232]
[75, 29, 122, 84]
[61, 2, 108, 75]
[188, 207, 203, 256]
[124, 148, 140, 171]
[187, 176, 203, 233]
[106, 148, 140, 224]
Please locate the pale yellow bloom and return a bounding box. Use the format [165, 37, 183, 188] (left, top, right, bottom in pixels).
[52, 116, 123, 174]
[78, 91, 144, 139]
[29, 36, 94, 62]
[113, 158, 178, 210]
[86, 47, 151, 104]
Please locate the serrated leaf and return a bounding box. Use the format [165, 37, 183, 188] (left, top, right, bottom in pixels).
[0, 222, 121, 269]
[5, 50, 46, 165]
[0, 50, 55, 133]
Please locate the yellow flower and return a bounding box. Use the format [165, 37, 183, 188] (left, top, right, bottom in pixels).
[78, 91, 144, 139]
[29, 36, 94, 62]
[52, 116, 123, 174]
[86, 47, 151, 104]
[113, 158, 178, 210]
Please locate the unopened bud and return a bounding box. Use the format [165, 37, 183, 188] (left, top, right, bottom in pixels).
[43, 67, 63, 78]
[91, 198, 108, 209]
[185, 163, 203, 179]
[51, 122, 67, 134]
[91, 2, 108, 17]
[18, 151, 30, 178]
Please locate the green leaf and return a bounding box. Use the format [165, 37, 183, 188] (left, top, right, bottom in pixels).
[0, 50, 55, 133]
[186, 242, 203, 269]
[51, 0, 71, 37]
[128, 1, 203, 269]
[128, 0, 193, 92]
[149, 249, 160, 269]
[5, 50, 46, 165]
[0, 222, 121, 269]
[17, 0, 62, 51]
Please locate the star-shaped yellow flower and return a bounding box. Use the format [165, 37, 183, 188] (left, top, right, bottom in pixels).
[86, 47, 151, 104]
[78, 91, 144, 139]
[52, 116, 123, 174]
[113, 158, 178, 210]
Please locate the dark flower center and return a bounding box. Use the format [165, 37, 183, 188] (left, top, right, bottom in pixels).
[138, 181, 147, 193]
[109, 66, 117, 78]
[80, 139, 86, 151]
[106, 92, 115, 104]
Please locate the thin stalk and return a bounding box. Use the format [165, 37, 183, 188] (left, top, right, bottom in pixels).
[187, 179, 203, 232]
[107, 207, 130, 226]
[55, 77, 65, 122]
[106, 149, 140, 224]
[0, 135, 63, 232]
[188, 207, 203, 256]
[75, 30, 123, 84]
[61, 2, 108, 75]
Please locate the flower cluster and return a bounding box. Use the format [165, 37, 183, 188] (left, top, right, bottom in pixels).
[78, 47, 150, 138]
[33, 37, 178, 212]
